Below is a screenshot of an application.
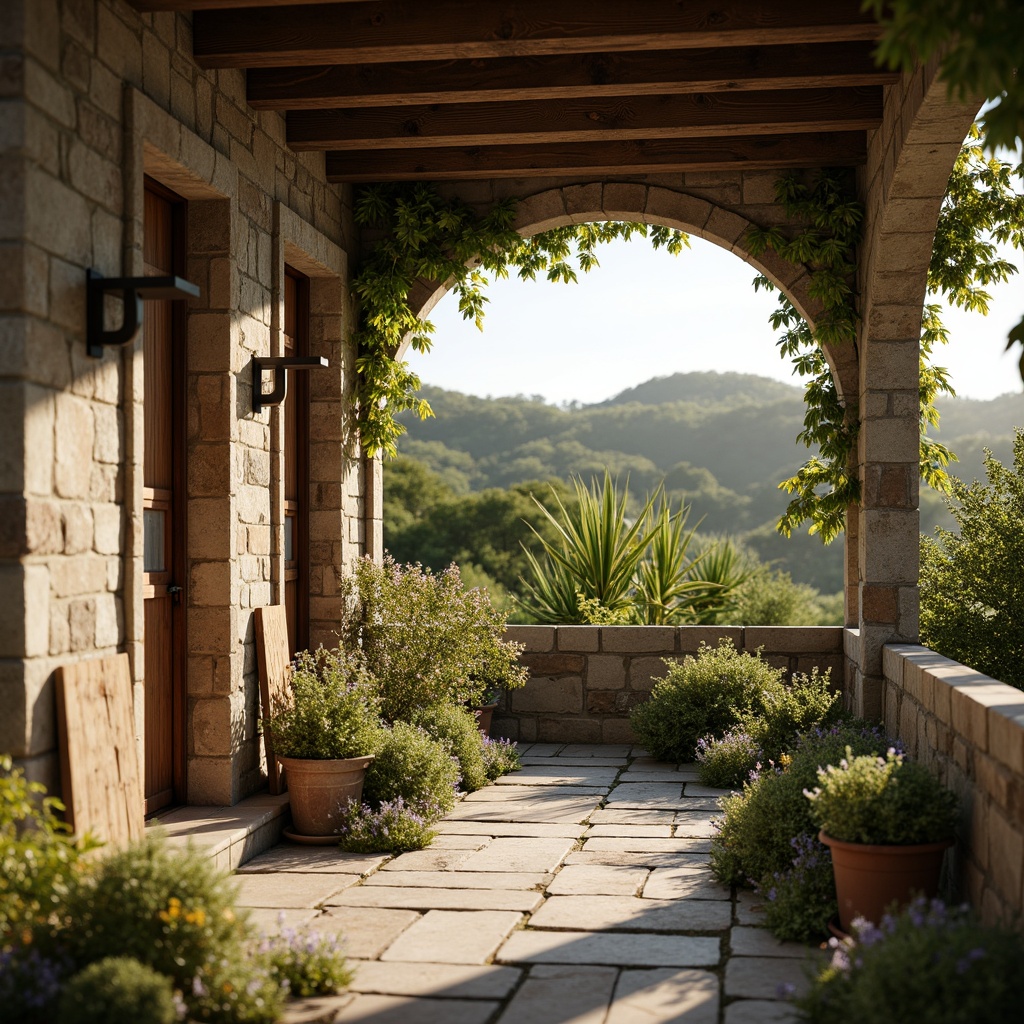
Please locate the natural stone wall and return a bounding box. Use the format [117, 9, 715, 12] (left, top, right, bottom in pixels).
[495, 625, 845, 745]
[882, 644, 1024, 926]
[0, 0, 365, 803]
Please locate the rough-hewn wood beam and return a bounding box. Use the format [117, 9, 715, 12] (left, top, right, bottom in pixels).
[194, 0, 882, 69]
[131, 0, 360, 10]
[248, 42, 898, 110]
[290, 87, 882, 150]
[324, 132, 868, 182]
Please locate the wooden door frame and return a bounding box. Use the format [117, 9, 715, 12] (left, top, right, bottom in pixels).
[143, 175, 189, 813]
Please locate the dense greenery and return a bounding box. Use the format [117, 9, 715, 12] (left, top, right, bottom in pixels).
[57, 958, 178, 1024]
[920, 431, 1024, 689]
[362, 722, 461, 817]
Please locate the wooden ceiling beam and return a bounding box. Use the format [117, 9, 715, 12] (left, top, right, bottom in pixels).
[130, 0, 360, 10]
[289, 87, 882, 151]
[193, 0, 882, 69]
[248, 42, 898, 111]
[324, 131, 868, 182]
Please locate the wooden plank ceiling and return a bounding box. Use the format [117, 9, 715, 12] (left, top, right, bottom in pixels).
[131, 1, 896, 182]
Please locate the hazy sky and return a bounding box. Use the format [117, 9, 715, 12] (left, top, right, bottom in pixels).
[407, 233, 1024, 407]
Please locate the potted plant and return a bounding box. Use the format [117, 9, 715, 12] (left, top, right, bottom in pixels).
[264, 647, 382, 840]
[805, 747, 958, 933]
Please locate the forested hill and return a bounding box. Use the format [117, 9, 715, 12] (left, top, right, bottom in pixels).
[390, 372, 1022, 594]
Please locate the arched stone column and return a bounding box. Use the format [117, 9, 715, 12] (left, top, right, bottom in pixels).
[848, 60, 980, 718]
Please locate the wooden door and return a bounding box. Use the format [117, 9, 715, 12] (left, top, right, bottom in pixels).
[142, 181, 187, 814]
[283, 268, 309, 655]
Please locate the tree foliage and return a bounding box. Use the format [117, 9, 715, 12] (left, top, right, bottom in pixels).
[919, 430, 1024, 689]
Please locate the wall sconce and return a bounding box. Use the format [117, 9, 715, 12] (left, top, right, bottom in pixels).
[86, 269, 200, 358]
[252, 356, 330, 414]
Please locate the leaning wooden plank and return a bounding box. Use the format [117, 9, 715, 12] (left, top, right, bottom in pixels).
[55, 654, 144, 847]
[254, 605, 292, 795]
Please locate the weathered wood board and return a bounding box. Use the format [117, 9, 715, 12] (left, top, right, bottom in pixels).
[255, 605, 292, 794]
[55, 653, 144, 847]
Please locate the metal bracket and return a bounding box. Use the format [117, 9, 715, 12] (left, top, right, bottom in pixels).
[252, 356, 329, 415]
[86, 269, 201, 358]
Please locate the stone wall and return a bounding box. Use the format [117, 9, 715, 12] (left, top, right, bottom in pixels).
[0, 0, 364, 803]
[495, 625, 845, 745]
[882, 645, 1024, 925]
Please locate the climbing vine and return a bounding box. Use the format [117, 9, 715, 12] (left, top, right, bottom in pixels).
[351, 183, 686, 457]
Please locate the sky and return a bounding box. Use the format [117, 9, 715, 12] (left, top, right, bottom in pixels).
[406, 233, 1024, 407]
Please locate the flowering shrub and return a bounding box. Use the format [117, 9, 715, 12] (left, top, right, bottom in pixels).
[758, 835, 836, 941]
[414, 704, 489, 792]
[481, 735, 522, 781]
[363, 721, 461, 816]
[339, 556, 527, 722]
[265, 647, 382, 761]
[57, 956, 178, 1024]
[0, 945, 72, 1023]
[806, 748, 958, 845]
[695, 730, 762, 789]
[260, 921, 353, 998]
[336, 798, 438, 853]
[796, 898, 1024, 1023]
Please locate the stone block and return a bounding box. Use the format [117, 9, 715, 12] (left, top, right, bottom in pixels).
[628, 656, 670, 690]
[500, 964, 616, 1024]
[326, 886, 543, 913]
[232, 872, 361, 909]
[330, 994, 495, 1023]
[724, 957, 813, 1000]
[563, 183, 604, 224]
[348, 960, 521, 1000]
[510, 677, 582, 714]
[988, 699, 1024, 775]
[537, 717, 602, 744]
[704, 207, 748, 247]
[601, 626, 676, 653]
[644, 188, 712, 232]
[497, 929, 719, 968]
[556, 625, 600, 652]
[522, 652, 585, 675]
[987, 806, 1024, 909]
[607, 968, 719, 1024]
[678, 626, 743, 652]
[949, 675, 1009, 751]
[602, 182, 647, 220]
[512, 190, 568, 234]
[601, 718, 638, 744]
[505, 624, 553, 651]
[379, 909, 523, 965]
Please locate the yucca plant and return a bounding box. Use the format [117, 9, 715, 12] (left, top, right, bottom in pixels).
[684, 536, 756, 624]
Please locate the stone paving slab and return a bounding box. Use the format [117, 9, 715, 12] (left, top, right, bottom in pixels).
[729, 926, 820, 959]
[456, 836, 577, 873]
[495, 767, 621, 786]
[444, 798, 601, 824]
[671, 818, 719, 839]
[529, 895, 732, 933]
[607, 783, 684, 802]
[327, 886, 544, 912]
[735, 890, 769, 927]
[589, 807, 679, 825]
[723, 999, 799, 1023]
[280, 994, 355, 1023]
[499, 964, 618, 1024]
[349, 960, 522, 999]
[724, 957, 814, 1000]
[546, 864, 650, 896]
[521, 757, 629, 767]
[643, 867, 731, 901]
[435, 820, 587, 838]
[425, 834, 490, 849]
[583, 837, 713, 854]
[317, 906, 420, 959]
[683, 784, 733, 798]
[607, 968, 719, 1024]
[380, 909, 523, 964]
[566, 850, 711, 869]
[498, 930, 721, 968]
[379, 847, 479, 872]
[233, 872, 362, 909]
[462, 785, 608, 800]
[561, 744, 633, 757]
[364, 870, 551, 890]
[585, 823, 674, 838]
[520, 743, 563, 756]
[334, 994, 499, 1023]
[237, 848, 387, 875]
[243, 907, 320, 935]
[620, 771, 703, 784]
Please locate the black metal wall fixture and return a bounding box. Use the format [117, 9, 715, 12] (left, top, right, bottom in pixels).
[252, 356, 329, 415]
[86, 269, 201, 358]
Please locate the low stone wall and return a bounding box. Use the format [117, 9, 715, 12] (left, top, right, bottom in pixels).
[883, 645, 1024, 925]
[495, 625, 845, 745]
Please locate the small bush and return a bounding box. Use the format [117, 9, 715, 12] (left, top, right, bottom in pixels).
[363, 721, 461, 816]
[336, 798, 437, 853]
[807, 749, 958, 845]
[796, 898, 1024, 1023]
[630, 641, 786, 762]
[414, 704, 488, 792]
[758, 835, 836, 942]
[0, 946, 71, 1024]
[482, 736, 522, 781]
[58, 957, 178, 1024]
[260, 925, 352, 998]
[265, 647, 381, 760]
[710, 722, 890, 887]
[696, 730, 762, 789]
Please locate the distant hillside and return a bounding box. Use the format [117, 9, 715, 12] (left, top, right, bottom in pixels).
[392, 372, 1023, 593]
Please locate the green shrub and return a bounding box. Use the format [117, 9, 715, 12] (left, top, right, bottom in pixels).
[1, 754, 98, 944]
[336, 798, 437, 853]
[695, 730, 762, 789]
[710, 722, 890, 887]
[340, 556, 527, 721]
[363, 721, 460, 816]
[0, 945, 72, 1023]
[759, 835, 837, 942]
[796, 899, 1024, 1023]
[264, 647, 381, 760]
[629, 641, 786, 762]
[414, 704, 488, 792]
[920, 432, 1024, 689]
[261, 925, 353, 997]
[482, 736, 522, 781]
[807, 749, 958, 844]
[58, 957, 177, 1024]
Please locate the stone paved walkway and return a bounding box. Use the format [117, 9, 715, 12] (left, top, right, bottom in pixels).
[236, 744, 823, 1023]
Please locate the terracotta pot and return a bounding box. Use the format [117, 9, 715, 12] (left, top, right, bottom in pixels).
[820, 830, 954, 932]
[473, 701, 499, 737]
[277, 754, 374, 837]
